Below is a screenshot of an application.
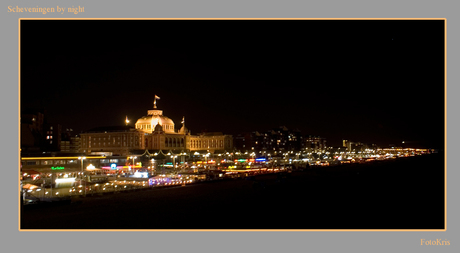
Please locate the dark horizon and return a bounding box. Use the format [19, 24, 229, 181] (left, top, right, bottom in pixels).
[20, 20, 445, 148]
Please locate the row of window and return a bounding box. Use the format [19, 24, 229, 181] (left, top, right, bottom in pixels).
[137, 124, 174, 131]
[82, 135, 142, 148]
[91, 141, 139, 147]
[23, 160, 79, 166]
[23, 159, 131, 166]
[138, 124, 152, 130]
[190, 139, 224, 149]
[89, 136, 136, 141]
[165, 137, 184, 147]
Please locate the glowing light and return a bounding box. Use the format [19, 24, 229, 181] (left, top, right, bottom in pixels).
[102, 164, 141, 170]
[133, 172, 149, 178]
[55, 178, 76, 184]
[21, 156, 106, 160]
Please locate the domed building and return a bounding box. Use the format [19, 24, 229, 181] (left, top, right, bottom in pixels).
[80, 96, 233, 156]
[135, 108, 175, 134]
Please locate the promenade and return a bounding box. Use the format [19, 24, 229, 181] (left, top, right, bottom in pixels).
[21, 154, 444, 230]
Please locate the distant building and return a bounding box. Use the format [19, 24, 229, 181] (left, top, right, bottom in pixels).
[80, 125, 146, 156]
[80, 97, 232, 156]
[234, 126, 305, 153]
[342, 140, 373, 152]
[69, 136, 81, 153]
[44, 124, 62, 152]
[20, 111, 45, 152]
[60, 128, 81, 153]
[304, 135, 326, 151]
[20, 111, 67, 153]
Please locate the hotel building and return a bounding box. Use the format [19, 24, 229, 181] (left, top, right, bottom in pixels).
[80, 98, 233, 156]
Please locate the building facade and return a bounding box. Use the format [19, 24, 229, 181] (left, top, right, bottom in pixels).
[80, 100, 232, 156]
[234, 126, 305, 153]
[80, 126, 145, 155]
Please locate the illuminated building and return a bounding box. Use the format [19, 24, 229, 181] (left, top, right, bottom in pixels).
[80, 126, 145, 156]
[304, 135, 326, 151]
[234, 126, 304, 153]
[43, 124, 62, 152]
[20, 155, 107, 174]
[80, 97, 232, 156]
[21, 111, 65, 153]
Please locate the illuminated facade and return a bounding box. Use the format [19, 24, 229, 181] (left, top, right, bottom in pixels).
[80, 126, 144, 155]
[80, 98, 232, 155]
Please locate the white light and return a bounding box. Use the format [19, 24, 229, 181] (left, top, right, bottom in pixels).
[55, 178, 76, 184]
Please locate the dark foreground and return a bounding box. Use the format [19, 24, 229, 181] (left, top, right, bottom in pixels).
[21, 154, 445, 230]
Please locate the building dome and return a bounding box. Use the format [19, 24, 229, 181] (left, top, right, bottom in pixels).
[135, 109, 175, 133]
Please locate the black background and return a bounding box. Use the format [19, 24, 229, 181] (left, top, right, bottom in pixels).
[20, 20, 445, 148]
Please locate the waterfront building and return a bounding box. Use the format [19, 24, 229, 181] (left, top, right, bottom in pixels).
[234, 126, 305, 154]
[80, 126, 144, 156]
[80, 97, 233, 156]
[304, 135, 327, 151]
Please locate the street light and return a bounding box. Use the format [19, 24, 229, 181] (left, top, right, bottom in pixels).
[151, 158, 155, 175]
[171, 155, 177, 171]
[129, 156, 137, 174]
[78, 156, 86, 196]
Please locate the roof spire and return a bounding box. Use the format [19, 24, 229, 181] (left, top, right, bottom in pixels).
[154, 95, 160, 109]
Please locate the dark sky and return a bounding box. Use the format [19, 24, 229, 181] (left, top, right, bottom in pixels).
[20, 20, 445, 148]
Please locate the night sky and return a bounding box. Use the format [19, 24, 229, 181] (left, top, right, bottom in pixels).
[20, 20, 445, 148]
